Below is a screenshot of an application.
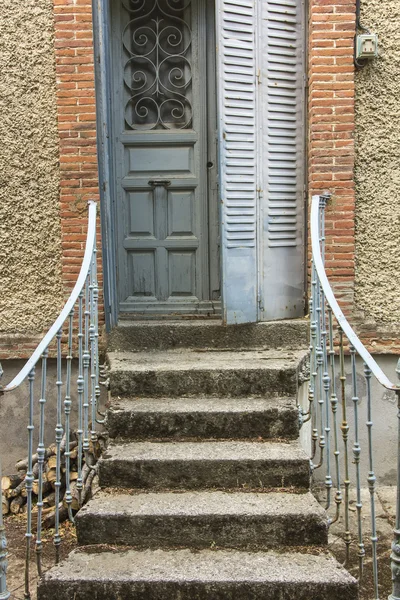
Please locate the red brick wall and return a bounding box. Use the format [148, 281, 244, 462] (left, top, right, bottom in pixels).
[53, 0, 103, 313]
[308, 0, 356, 315]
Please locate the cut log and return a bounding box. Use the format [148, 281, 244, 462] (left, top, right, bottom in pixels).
[63, 482, 80, 511]
[7, 478, 26, 499]
[2, 474, 25, 492]
[46, 469, 57, 487]
[10, 495, 26, 515]
[42, 503, 68, 530]
[2, 495, 9, 516]
[47, 456, 57, 470]
[16, 443, 57, 471]
[31, 504, 57, 532]
[32, 475, 52, 497]
[69, 447, 78, 461]
[43, 492, 56, 508]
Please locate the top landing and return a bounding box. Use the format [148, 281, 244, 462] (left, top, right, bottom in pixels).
[107, 319, 308, 352]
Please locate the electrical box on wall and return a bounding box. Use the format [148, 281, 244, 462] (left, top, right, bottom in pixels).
[356, 34, 379, 60]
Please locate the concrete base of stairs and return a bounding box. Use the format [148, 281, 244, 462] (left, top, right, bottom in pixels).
[106, 396, 300, 440]
[99, 440, 311, 490]
[107, 348, 308, 398]
[76, 490, 328, 548]
[108, 319, 309, 352]
[37, 548, 358, 600]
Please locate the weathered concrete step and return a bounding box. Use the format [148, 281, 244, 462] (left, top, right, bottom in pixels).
[108, 319, 308, 352]
[37, 548, 358, 600]
[108, 349, 307, 398]
[106, 396, 299, 440]
[76, 490, 328, 548]
[99, 440, 310, 490]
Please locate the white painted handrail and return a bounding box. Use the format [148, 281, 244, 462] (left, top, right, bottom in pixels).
[311, 194, 398, 391]
[1, 201, 97, 393]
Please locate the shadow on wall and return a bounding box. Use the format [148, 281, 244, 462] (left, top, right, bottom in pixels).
[300, 354, 399, 486]
[0, 359, 107, 474]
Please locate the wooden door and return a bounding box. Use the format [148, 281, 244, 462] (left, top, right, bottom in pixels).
[111, 0, 219, 317]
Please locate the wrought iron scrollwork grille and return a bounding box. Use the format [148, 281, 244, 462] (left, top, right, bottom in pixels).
[122, 0, 193, 130]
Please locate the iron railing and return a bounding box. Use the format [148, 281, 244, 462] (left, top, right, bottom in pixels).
[0, 201, 100, 600]
[306, 193, 400, 599]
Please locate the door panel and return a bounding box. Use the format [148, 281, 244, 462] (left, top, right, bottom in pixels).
[111, 0, 219, 317]
[260, 0, 305, 320]
[216, 0, 258, 324]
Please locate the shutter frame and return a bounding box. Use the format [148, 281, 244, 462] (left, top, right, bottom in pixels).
[216, 0, 259, 324]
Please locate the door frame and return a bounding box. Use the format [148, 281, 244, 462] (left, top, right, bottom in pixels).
[92, 0, 118, 330]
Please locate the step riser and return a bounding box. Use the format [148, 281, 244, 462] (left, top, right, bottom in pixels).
[106, 408, 299, 440]
[108, 320, 308, 352]
[99, 458, 310, 490]
[110, 368, 298, 398]
[38, 580, 357, 600]
[76, 513, 328, 548]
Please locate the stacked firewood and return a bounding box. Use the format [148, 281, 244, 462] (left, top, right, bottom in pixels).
[1, 431, 106, 529]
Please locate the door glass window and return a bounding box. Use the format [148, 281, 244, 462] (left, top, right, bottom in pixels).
[122, 0, 193, 130]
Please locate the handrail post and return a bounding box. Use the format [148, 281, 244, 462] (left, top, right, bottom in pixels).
[0, 365, 10, 600]
[389, 361, 400, 600]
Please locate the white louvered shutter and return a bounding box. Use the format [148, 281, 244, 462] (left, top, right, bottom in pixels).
[260, 0, 305, 320]
[216, 0, 258, 324]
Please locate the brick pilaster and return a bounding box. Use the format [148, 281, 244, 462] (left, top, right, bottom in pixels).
[53, 0, 103, 315]
[308, 0, 356, 314]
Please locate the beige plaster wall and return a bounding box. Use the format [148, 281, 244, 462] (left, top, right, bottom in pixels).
[0, 1, 63, 335]
[355, 0, 400, 323]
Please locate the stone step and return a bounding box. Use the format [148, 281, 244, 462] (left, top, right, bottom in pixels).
[106, 396, 299, 440]
[99, 440, 310, 490]
[108, 319, 308, 352]
[107, 348, 308, 398]
[37, 548, 358, 600]
[76, 490, 328, 548]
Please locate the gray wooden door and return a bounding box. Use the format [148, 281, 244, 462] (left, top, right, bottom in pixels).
[111, 0, 219, 317]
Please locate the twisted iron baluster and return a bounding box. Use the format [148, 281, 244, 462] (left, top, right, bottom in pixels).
[314, 200, 325, 469]
[363, 362, 379, 598]
[339, 326, 351, 565]
[83, 276, 91, 470]
[35, 348, 48, 576]
[89, 259, 98, 447]
[328, 308, 342, 524]
[321, 297, 331, 508]
[303, 256, 315, 426]
[350, 343, 365, 580]
[92, 240, 104, 424]
[0, 363, 10, 599]
[54, 329, 64, 564]
[24, 368, 35, 600]
[310, 257, 319, 454]
[76, 291, 84, 504]
[389, 361, 400, 600]
[64, 309, 75, 523]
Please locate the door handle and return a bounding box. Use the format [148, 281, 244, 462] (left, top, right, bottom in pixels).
[148, 179, 171, 188]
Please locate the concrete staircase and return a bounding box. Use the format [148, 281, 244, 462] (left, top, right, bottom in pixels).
[38, 320, 358, 600]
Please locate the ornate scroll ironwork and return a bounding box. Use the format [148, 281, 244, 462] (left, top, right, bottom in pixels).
[122, 0, 193, 130]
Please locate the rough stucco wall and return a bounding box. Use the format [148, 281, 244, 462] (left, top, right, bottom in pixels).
[355, 0, 400, 323]
[0, 0, 63, 334]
